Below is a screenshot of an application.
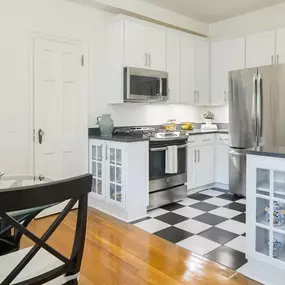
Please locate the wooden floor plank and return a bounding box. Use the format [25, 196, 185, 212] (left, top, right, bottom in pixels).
[20, 208, 260, 285]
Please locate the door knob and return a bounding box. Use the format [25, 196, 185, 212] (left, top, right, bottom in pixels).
[38, 129, 45, 144]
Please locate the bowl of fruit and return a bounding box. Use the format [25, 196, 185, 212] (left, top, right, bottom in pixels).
[181, 122, 194, 131]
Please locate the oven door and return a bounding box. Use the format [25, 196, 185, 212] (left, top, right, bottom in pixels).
[124, 67, 169, 102]
[149, 140, 187, 193]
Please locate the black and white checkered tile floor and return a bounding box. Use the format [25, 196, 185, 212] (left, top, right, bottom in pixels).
[132, 188, 247, 270]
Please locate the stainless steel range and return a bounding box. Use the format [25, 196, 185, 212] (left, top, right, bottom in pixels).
[114, 127, 188, 210]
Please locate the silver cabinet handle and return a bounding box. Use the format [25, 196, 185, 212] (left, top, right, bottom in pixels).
[194, 149, 197, 163]
[145, 53, 148, 66]
[105, 145, 108, 161]
[148, 54, 151, 67]
[224, 90, 227, 102]
[277, 54, 280, 64]
[203, 139, 211, 142]
[197, 91, 199, 103]
[198, 150, 200, 162]
[194, 91, 197, 103]
[271, 55, 274, 65]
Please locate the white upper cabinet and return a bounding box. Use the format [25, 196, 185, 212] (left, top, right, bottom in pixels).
[195, 38, 210, 106]
[166, 32, 180, 104]
[179, 34, 195, 105]
[124, 20, 147, 69]
[210, 37, 245, 106]
[124, 20, 166, 71]
[276, 27, 285, 64]
[146, 25, 166, 71]
[246, 30, 275, 68]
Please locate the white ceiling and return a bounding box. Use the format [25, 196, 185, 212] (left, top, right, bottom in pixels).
[141, 0, 285, 23]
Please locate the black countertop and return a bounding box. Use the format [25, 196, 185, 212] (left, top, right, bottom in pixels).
[186, 129, 229, 135]
[88, 135, 150, 143]
[246, 146, 285, 159]
[89, 129, 229, 143]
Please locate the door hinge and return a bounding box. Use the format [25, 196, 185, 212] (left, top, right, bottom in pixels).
[81, 54, 85, 66]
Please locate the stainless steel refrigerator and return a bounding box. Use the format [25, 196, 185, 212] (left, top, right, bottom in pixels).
[229, 64, 285, 197]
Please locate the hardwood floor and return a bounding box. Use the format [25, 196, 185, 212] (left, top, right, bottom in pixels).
[21, 208, 260, 285]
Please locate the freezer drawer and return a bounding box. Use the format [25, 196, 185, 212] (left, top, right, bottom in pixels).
[229, 149, 247, 197]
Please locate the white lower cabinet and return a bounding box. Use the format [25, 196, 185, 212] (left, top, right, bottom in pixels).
[215, 134, 230, 185]
[187, 134, 229, 190]
[196, 145, 215, 187]
[187, 136, 215, 190]
[89, 139, 149, 222]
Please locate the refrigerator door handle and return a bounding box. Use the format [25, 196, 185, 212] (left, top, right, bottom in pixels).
[257, 73, 263, 146]
[253, 73, 258, 145]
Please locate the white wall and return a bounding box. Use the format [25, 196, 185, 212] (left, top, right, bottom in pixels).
[0, 0, 113, 174]
[210, 2, 285, 39]
[90, 104, 228, 127]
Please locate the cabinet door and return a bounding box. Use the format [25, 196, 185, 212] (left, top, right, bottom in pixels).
[195, 145, 215, 187]
[89, 141, 105, 198]
[210, 37, 245, 105]
[106, 142, 126, 207]
[166, 32, 180, 104]
[180, 34, 195, 105]
[246, 30, 275, 68]
[210, 40, 226, 106]
[195, 38, 210, 106]
[215, 145, 229, 185]
[276, 27, 285, 64]
[187, 147, 196, 190]
[124, 21, 147, 68]
[147, 25, 166, 71]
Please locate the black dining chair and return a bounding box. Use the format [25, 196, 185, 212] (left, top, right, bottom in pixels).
[0, 174, 92, 285]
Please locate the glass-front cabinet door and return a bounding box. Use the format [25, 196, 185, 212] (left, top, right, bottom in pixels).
[90, 142, 105, 198]
[105, 142, 125, 207]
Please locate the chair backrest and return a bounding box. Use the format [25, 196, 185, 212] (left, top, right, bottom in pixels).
[0, 174, 92, 285]
[0, 174, 92, 213]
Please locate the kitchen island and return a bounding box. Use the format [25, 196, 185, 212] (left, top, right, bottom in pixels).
[240, 149, 285, 285]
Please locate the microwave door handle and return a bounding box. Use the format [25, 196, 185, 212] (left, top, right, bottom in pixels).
[159, 78, 163, 98]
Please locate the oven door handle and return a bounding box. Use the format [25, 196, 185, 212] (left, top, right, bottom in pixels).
[150, 144, 187, 152]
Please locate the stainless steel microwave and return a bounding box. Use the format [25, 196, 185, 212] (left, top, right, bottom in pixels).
[124, 67, 169, 103]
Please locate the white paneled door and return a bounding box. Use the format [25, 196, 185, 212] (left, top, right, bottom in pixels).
[33, 38, 87, 181]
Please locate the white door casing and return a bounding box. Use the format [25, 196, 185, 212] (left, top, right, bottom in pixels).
[33, 38, 88, 180]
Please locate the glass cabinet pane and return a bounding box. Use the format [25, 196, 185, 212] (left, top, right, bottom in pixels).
[92, 178, 97, 193]
[256, 227, 269, 256]
[256, 168, 270, 196]
[97, 180, 102, 195]
[116, 149, 122, 165]
[97, 163, 102, 178]
[273, 232, 285, 260]
[97, 145, 103, 161]
[110, 166, 115, 182]
[92, 162, 96, 176]
[274, 171, 285, 199]
[110, 148, 115, 164]
[116, 167, 122, 184]
[256, 197, 269, 226]
[92, 146, 96, 160]
[116, 185, 122, 202]
[110, 183, 115, 200]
